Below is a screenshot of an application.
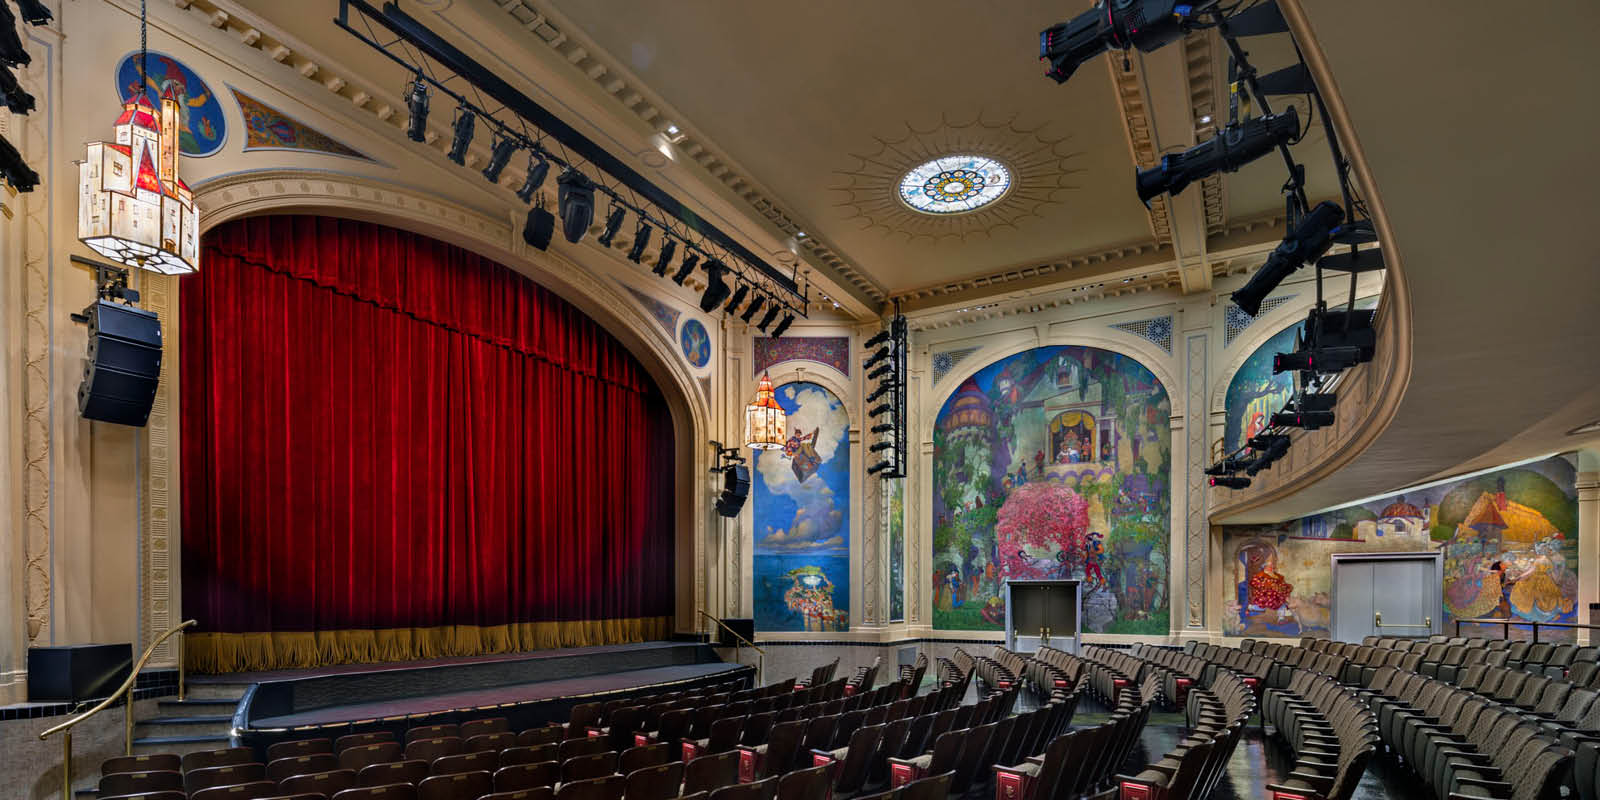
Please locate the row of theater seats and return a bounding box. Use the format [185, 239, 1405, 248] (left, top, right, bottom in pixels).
[993, 647, 1154, 800]
[1245, 636, 1600, 689]
[1261, 670, 1378, 800]
[1121, 668, 1256, 800]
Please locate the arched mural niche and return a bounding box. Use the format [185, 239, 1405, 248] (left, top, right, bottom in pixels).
[930, 345, 1172, 635]
[751, 378, 852, 633]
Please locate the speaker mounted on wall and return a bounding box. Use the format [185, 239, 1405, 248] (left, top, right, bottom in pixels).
[78, 299, 162, 427]
[715, 464, 750, 518]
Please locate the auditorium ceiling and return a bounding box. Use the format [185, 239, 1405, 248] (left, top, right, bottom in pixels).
[230, 0, 1333, 313]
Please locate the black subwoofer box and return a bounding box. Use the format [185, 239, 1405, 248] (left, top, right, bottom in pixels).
[27, 643, 134, 702]
[717, 618, 755, 647]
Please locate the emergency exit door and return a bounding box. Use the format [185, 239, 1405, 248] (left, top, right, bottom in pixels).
[1331, 553, 1441, 643]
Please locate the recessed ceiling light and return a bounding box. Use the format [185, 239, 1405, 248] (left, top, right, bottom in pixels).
[1198, 114, 1212, 124]
[899, 155, 1011, 215]
[796, 231, 807, 238]
[665, 124, 680, 135]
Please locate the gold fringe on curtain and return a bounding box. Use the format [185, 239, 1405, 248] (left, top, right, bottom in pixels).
[185, 616, 673, 674]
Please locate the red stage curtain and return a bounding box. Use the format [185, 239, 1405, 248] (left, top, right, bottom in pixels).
[181, 215, 674, 672]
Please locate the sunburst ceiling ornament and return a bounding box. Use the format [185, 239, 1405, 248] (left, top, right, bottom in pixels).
[899, 155, 1011, 214]
[833, 112, 1084, 243]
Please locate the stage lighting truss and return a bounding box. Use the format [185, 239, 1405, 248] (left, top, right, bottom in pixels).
[862, 313, 908, 480]
[336, 0, 807, 323]
[1048, 1, 1388, 489]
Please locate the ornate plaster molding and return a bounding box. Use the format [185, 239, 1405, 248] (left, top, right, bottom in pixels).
[142, 274, 177, 664]
[15, 36, 51, 646]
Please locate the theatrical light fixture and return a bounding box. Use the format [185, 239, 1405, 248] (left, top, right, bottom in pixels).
[867, 461, 893, 475]
[1205, 455, 1253, 476]
[14, 0, 51, 26]
[1272, 410, 1335, 430]
[740, 294, 765, 323]
[1135, 107, 1298, 206]
[724, 284, 749, 313]
[1039, 0, 1208, 85]
[869, 403, 892, 418]
[653, 239, 676, 277]
[0, 2, 29, 67]
[1273, 345, 1363, 375]
[516, 153, 549, 203]
[756, 304, 781, 332]
[556, 168, 595, 244]
[699, 259, 731, 312]
[868, 363, 892, 381]
[0, 64, 33, 114]
[770, 313, 794, 339]
[1, 134, 37, 192]
[597, 204, 625, 247]
[627, 222, 653, 263]
[482, 135, 517, 184]
[871, 422, 894, 434]
[672, 252, 699, 285]
[1245, 434, 1291, 476]
[866, 383, 892, 403]
[863, 347, 890, 369]
[522, 200, 554, 252]
[1210, 476, 1251, 489]
[864, 330, 891, 348]
[404, 75, 429, 142]
[1231, 201, 1345, 317]
[447, 106, 475, 165]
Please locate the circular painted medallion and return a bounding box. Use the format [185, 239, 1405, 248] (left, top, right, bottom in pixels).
[680, 318, 710, 368]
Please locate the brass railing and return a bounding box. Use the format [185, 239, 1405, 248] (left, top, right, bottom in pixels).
[696, 609, 764, 685]
[38, 620, 197, 800]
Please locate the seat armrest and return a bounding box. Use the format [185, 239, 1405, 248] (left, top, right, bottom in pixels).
[1267, 783, 1328, 800]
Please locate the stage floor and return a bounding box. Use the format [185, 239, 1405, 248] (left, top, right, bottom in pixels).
[192, 640, 699, 685]
[250, 661, 746, 728]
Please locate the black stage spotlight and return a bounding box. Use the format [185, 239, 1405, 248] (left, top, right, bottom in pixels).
[653, 238, 676, 277]
[597, 204, 625, 248]
[699, 260, 731, 312]
[1039, 0, 1208, 85]
[0, 63, 33, 114]
[0, 135, 38, 192]
[1231, 201, 1344, 317]
[770, 313, 795, 339]
[1205, 454, 1253, 476]
[404, 75, 429, 142]
[1135, 108, 1298, 206]
[1272, 409, 1335, 430]
[447, 107, 475, 165]
[627, 222, 653, 263]
[556, 168, 595, 244]
[724, 284, 749, 313]
[671, 252, 700, 285]
[864, 330, 891, 349]
[0, 3, 28, 67]
[516, 153, 549, 203]
[1210, 475, 1251, 489]
[740, 294, 765, 323]
[1245, 434, 1291, 476]
[1295, 392, 1337, 413]
[863, 347, 890, 369]
[866, 383, 892, 403]
[14, 0, 51, 26]
[482, 134, 517, 184]
[1273, 345, 1363, 375]
[522, 199, 555, 252]
[756, 304, 781, 332]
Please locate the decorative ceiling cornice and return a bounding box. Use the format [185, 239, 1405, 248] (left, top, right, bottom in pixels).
[1181, 30, 1228, 237]
[1107, 54, 1171, 247]
[829, 112, 1084, 243]
[904, 270, 1182, 332]
[493, 0, 888, 304]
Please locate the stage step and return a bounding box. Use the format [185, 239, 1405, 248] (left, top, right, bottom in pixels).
[157, 697, 240, 712]
[136, 713, 233, 740]
[132, 733, 234, 756]
[183, 681, 250, 701]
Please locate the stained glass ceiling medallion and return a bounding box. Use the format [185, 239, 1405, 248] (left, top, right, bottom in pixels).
[897, 155, 1012, 215]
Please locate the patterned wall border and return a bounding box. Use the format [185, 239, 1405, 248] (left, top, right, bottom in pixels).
[1184, 332, 1208, 629]
[1110, 315, 1174, 355]
[752, 336, 850, 377]
[143, 275, 177, 662]
[18, 40, 51, 646]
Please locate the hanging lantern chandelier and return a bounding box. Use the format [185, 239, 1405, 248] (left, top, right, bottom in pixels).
[744, 371, 787, 450]
[77, 0, 198, 275]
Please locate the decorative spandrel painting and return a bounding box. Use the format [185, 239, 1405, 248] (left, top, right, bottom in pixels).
[1216, 455, 1580, 640]
[116, 52, 225, 157]
[753, 382, 850, 632]
[888, 478, 905, 622]
[680, 319, 710, 369]
[1225, 297, 1378, 453]
[932, 346, 1171, 634]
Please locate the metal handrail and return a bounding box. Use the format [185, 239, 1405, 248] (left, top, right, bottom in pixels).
[1455, 617, 1600, 643]
[39, 619, 197, 800]
[696, 609, 763, 685]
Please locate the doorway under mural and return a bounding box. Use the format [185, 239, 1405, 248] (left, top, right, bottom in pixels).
[931, 346, 1171, 635]
[753, 381, 851, 632]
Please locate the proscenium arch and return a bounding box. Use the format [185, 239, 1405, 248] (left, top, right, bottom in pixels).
[187, 168, 712, 635]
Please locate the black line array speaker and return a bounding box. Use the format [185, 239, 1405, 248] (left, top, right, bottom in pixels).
[715, 464, 750, 518]
[78, 300, 162, 427]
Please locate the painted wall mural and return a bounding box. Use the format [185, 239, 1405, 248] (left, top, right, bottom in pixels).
[753, 337, 851, 377]
[680, 319, 710, 369]
[931, 346, 1172, 635]
[1216, 455, 1580, 640]
[1224, 297, 1378, 453]
[753, 382, 851, 632]
[232, 88, 373, 161]
[888, 478, 905, 622]
[116, 52, 225, 157]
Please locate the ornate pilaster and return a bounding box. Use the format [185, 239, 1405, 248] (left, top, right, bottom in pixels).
[1183, 331, 1209, 630]
[18, 36, 51, 647]
[141, 274, 177, 663]
[1577, 467, 1598, 646]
